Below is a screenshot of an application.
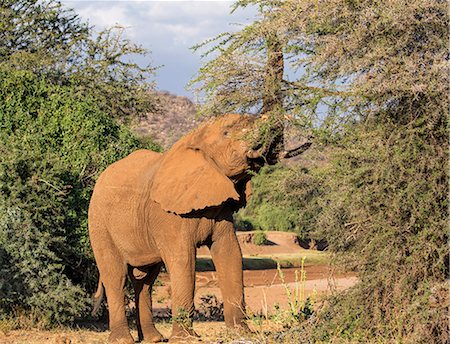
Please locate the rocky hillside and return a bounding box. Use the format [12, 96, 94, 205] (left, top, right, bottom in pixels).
[133, 91, 208, 150]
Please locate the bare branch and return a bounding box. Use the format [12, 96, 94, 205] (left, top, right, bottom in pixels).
[281, 139, 313, 159]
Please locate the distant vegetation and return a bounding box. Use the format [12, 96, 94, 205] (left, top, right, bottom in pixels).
[236, 163, 324, 241]
[252, 230, 269, 246]
[193, 0, 448, 342]
[0, 0, 159, 326]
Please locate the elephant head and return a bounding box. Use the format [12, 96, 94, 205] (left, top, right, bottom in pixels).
[150, 114, 263, 215]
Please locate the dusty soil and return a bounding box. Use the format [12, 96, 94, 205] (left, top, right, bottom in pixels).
[0, 322, 249, 344]
[151, 266, 356, 317]
[0, 231, 357, 343]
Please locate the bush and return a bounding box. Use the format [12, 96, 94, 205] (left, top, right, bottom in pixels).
[0, 0, 159, 327]
[0, 0, 157, 122]
[233, 216, 254, 231]
[0, 66, 160, 326]
[312, 123, 448, 342]
[236, 164, 324, 240]
[195, 294, 224, 321]
[252, 230, 269, 245]
[0, 207, 88, 326]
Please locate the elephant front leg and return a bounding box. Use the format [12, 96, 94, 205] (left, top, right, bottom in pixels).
[164, 248, 198, 341]
[209, 226, 248, 330]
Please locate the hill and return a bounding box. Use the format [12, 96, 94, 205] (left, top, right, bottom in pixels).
[133, 91, 207, 150]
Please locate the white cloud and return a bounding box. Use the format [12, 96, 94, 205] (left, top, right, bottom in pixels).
[64, 1, 253, 48]
[62, 1, 256, 96]
[75, 4, 126, 25]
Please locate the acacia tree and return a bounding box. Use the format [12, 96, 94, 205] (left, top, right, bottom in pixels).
[193, 0, 448, 341]
[190, 1, 323, 118]
[190, 0, 340, 157]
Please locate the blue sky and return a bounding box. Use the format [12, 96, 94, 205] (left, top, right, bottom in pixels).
[62, 1, 257, 99]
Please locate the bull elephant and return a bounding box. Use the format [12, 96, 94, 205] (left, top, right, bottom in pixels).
[89, 114, 307, 343]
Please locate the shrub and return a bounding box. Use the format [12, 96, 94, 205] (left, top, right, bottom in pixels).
[0, 66, 160, 326]
[236, 164, 325, 240]
[233, 216, 254, 231]
[252, 230, 269, 245]
[312, 123, 448, 342]
[195, 294, 224, 321]
[0, 0, 159, 327]
[0, 0, 157, 122]
[271, 260, 314, 328]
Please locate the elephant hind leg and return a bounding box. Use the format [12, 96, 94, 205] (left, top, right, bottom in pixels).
[129, 263, 164, 343]
[91, 232, 133, 344]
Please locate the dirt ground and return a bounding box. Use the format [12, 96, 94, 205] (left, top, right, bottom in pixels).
[151, 266, 356, 317]
[0, 322, 254, 344]
[0, 232, 357, 343]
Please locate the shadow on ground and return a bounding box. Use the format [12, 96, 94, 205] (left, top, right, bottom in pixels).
[196, 257, 279, 271]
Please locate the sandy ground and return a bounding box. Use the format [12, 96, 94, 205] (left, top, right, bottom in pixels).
[0, 231, 357, 343]
[151, 266, 356, 316]
[0, 322, 248, 344]
[192, 231, 356, 312]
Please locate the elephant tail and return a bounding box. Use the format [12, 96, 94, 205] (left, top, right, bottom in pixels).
[92, 278, 104, 316]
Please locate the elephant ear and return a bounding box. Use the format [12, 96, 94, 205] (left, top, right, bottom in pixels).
[151, 147, 240, 215]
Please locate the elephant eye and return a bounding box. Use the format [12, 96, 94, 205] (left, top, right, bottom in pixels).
[223, 130, 230, 137]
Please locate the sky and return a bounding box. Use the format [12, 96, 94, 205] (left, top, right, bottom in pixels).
[62, 1, 257, 99]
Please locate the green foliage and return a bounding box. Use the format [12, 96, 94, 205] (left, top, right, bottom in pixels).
[273, 0, 446, 342]
[0, 65, 157, 326]
[172, 307, 193, 331]
[0, 207, 87, 326]
[236, 164, 324, 239]
[0, 0, 157, 122]
[0, 0, 88, 60]
[252, 230, 269, 245]
[0, 1, 160, 326]
[272, 260, 315, 328]
[313, 123, 448, 342]
[199, 0, 447, 341]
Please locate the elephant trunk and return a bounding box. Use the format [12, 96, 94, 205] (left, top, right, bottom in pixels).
[246, 119, 284, 165]
[249, 116, 314, 164]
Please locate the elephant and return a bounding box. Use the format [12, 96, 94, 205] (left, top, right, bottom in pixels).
[89, 113, 308, 343]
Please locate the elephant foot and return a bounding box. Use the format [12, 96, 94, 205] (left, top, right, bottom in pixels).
[225, 317, 250, 333]
[168, 333, 200, 343]
[232, 321, 251, 334]
[142, 325, 165, 343]
[108, 326, 134, 344]
[169, 324, 199, 343]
